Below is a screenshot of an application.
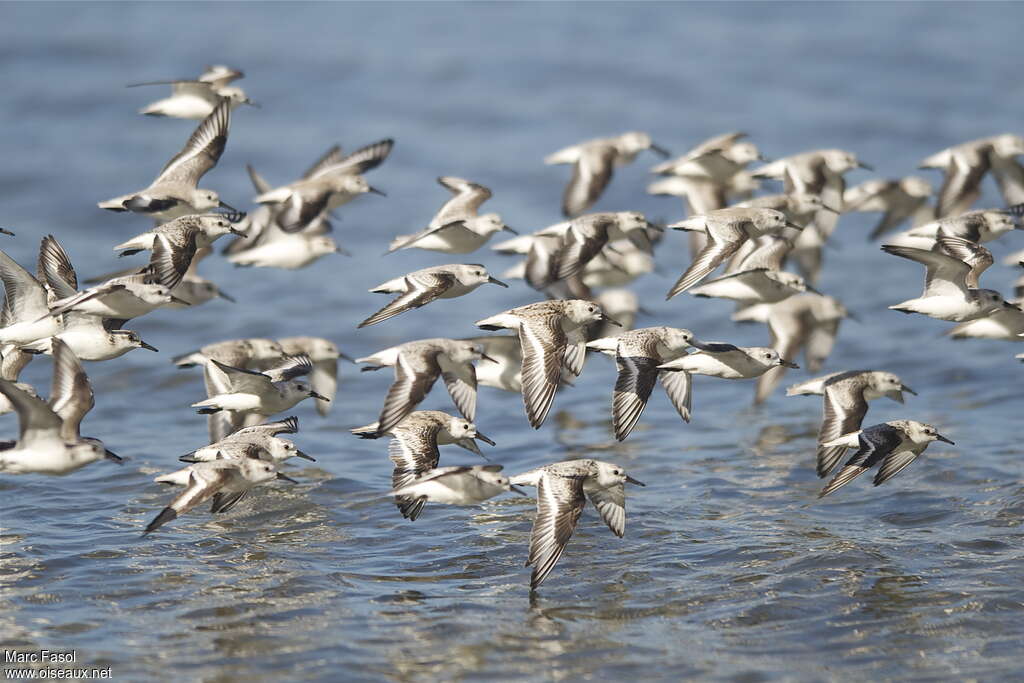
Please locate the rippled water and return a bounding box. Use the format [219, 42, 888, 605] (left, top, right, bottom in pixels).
[2, 3, 1023, 680]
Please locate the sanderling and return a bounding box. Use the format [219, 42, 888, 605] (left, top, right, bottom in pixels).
[0, 340, 121, 475]
[254, 139, 393, 230]
[388, 176, 516, 254]
[356, 338, 492, 435]
[146, 446, 288, 535]
[650, 131, 763, 179]
[278, 337, 345, 416]
[818, 420, 953, 498]
[193, 355, 326, 420]
[948, 305, 1024, 342]
[163, 247, 236, 308]
[787, 370, 915, 477]
[460, 335, 524, 394]
[130, 72, 256, 119]
[114, 213, 243, 257]
[99, 100, 237, 221]
[510, 459, 644, 590]
[657, 342, 797, 418]
[690, 268, 809, 306]
[666, 207, 804, 299]
[545, 131, 669, 217]
[388, 464, 526, 505]
[919, 134, 1024, 217]
[882, 243, 1012, 322]
[352, 410, 494, 521]
[0, 349, 37, 417]
[902, 206, 1020, 246]
[476, 299, 619, 428]
[843, 176, 934, 239]
[180, 417, 313, 464]
[586, 327, 706, 439]
[0, 247, 61, 347]
[358, 264, 507, 328]
[741, 292, 850, 405]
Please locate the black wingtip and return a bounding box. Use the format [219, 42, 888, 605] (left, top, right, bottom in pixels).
[143, 507, 177, 535]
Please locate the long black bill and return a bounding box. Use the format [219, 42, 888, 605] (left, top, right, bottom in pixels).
[170, 296, 192, 306]
[601, 314, 623, 327]
[501, 225, 519, 234]
[784, 220, 806, 230]
[509, 485, 529, 496]
[474, 431, 496, 446]
[626, 475, 646, 486]
[104, 449, 124, 463]
[487, 276, 509, 288]
[217, 290, 237, 303]
[857, 161, 874, 171]
[937, 434, 955, 445]
[900, 384, 917, 396]
[778, 359, 800, 369]
[368, 186, 387, 196]
[649, 143, 671, 158]
[295, 450, 316, 462]
[481, 353, 499, 364]
[276, 472, 299, 484]
[310, 392, 331, 402]
[140, 341, 159, 352]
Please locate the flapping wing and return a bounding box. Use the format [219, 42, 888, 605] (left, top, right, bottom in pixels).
[936, 234, 992, 289]
[562, 145, 616, 217]
[438, 355, 478, 422]
[377, 352, 441, 435]
[434, 176, 492, 224]
[154, 98, 231, 186]
[936, 152, 987, 218]
[527, 472, 586, 589]
[265, 355, 313, 382]
[37, 235, 79, 300]
[584, 481, 627, 537]
[302, 144, 344, 179]
[311, 138, 394, 178]
[310, 358, 337, 416]
[612, 334, 661, 440]
[658, 369, 692, 423]
[816, 382, 870, 477]
[820, 424, 905, 497]
[0, 380, 63, 448]
[517, 314, 567, 428]
[388, 424, 442, 521]
[666, 221, 746, 299]
[0, 249, 50, 321]
[150, 232, 198, 291]
[357, 272, 455, 328]
[210, 359, 273, 394]
[881, 244, 970, 298]
[48, 339, 94, 442]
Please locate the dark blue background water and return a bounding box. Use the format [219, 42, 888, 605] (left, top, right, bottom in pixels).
[2, 3, 1022, 680]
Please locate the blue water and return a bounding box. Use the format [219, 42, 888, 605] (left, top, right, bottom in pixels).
[1, 2, 1023, 680]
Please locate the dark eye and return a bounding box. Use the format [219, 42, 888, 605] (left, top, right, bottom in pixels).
[588, 307, 596, 313]
[613, 469, 621, 475]
[463, 423, 470, 429]
[764, 353, 771, 359]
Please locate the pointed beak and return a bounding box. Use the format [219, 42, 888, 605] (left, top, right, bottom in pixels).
[688, 337, 717, 352]
[487, 276, 509, 288]
[501, 225, 519, 234]
[474, 431, 496, 446]
[276, 472, 299, 484]
[169, 296, 192, 306]
[804, 284, 823, 296]
[0, 228, 15, 236]
[820, 204, 841, 215]
[228, 227, 246, 236]
[649, 143, 671, 158]
[937, 434, 955, 445]
[645, 220, 665, 232]
[245, 99, 261, 108]
[778, 359, 800, 368]
[217, 290, 237, 303]
[104, 449, 123, 463]
[368, 186, 387, 197]
[481, 352, 499, 364]
[509, 485, 529, 496]
[601, 314, 623, 327]
[140, 341, 159, 352]
[757, 153, 771, 162]
[334, 245, 352, 256]
[625, 475, 646, 486]
[846, 311, 861, 322]
[217, 200, 239, 213]
[310, 391, 330, 402]
[784, 221, 805, 230]
[900, 384, 917, 396]
[295, 450, 316, 461]
[338, 352, 356, 363]
[857, 161, 874, 171]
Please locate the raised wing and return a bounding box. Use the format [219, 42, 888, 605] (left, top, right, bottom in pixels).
[154, 98, 231, 186]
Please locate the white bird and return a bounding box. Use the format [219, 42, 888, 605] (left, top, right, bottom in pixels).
[254, 139, 393, 230]
[278, 337, 344, 416]
[689, 268, 809, 305]
[99, 100, 237, 221]
[180, 417, 313, 465]
[192, 355, 327, 421]
[787, 370, 916, 477]
[475, 299, 619, 428]
[0, 247, 60, 348]
[389, 464, 526, 505]
[356, 338, 492, 435]
[546, 131, 670, 216]
[919, 134, 1024, 217]
[586, 327, 706, 439]
[0, 339, 121, 475]
[146, 447, 287, 534]
[843, 176, 934, 239]
[818, 420, 954, 498]
[358, 264, 507, 328]
[511, 459, 644, 590]
[666, 207, 803, 299]
[113, 214, 243, 257]
[131, 74, 256, 119]
[352, 410, 495, 521]
[388, 176, 516, 254]
[882, 244, 1012, 322]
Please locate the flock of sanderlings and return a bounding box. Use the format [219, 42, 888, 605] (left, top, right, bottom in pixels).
[2, 65, 1021, 590]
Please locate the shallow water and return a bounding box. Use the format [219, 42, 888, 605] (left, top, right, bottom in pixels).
[1, 3, 1023, 681]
